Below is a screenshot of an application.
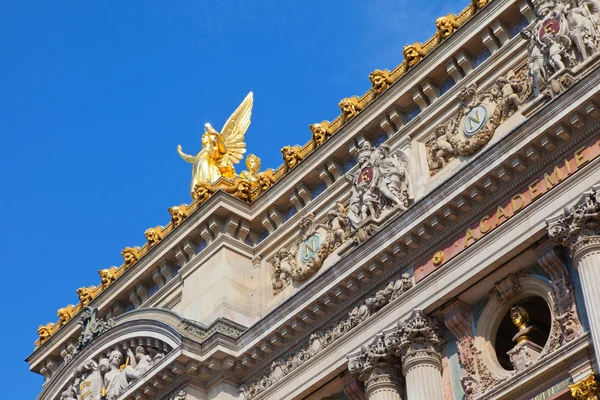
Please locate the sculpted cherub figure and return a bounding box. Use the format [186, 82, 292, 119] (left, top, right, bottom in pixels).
[369, 69, 393, 96]
[38, 323, 53, 344]
[495, 71, 522, 120]
[310, 121, 332, 146]
[77, 286, 95, 307]
[429, 118, 457, 171]
[435, 14, 460, 40]
[99, 266, 118, 288]
[281, 145, 304, 171]
[168, 204, 188, 227]
[318, 201, 349, 249]
[121, 246, 140, 267]
[192, 181, 216, 203]
[339, 97, 362, 122]
[57, 305, 74, 325]
[144, 226, 163, 246]
[403, 42, 427, 67]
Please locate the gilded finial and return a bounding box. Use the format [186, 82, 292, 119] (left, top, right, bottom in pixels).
[168, 204, 189, 227]
[144, 226, 164, 246]
[121, 246, 140, 267]
[510, 305, 535, 344]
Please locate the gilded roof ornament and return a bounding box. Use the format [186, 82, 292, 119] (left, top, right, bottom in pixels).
[57, 304, 74, 326]
[255, 169, 277, 193]
[339, 97, 362, 122]
[435, 14, 460, 40]
[37, 323, 53, 344]
[369, 69, 393, 96]
[192, 181, 216, 203]
[471, 0, 491, 10]
[99, 266, 118, 288]
[403, 42, 427, 67]
[121, 246, 140, 267]
[281, 145, 304, 172]
[77, 286, 96, 307]
[168, 204, 189, 227]
[144, 226, 164, 246]
[224, 177, 253, 202]
[240, 154, 265, 186]
[310, 121, 332, 146]
[177, 92, 253, 197]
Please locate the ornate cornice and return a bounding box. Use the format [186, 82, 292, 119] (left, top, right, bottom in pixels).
[546, 185, 600, 257]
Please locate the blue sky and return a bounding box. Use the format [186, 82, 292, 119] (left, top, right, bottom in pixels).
[0, 0, 461, 395]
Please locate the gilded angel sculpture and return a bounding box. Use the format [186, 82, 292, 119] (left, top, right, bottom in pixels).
[177, 92, 252, 195]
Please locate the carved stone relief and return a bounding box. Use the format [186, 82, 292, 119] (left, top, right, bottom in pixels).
[521, 0, 600, 96]
[64, 307, 114, 363]
[271, 202, 350, 293]
[59, 344, 167, 400]
[241, 272, 413, 399]
[344, 141, 413, 231]
[427, 69, 532, 176]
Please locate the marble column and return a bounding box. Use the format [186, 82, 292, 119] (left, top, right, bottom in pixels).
[396, 310, 444, 400]
[348, 335, 403, 400]
[547, 184, 600, 363]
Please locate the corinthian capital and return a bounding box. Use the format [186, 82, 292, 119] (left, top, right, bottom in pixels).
[347, 335, 402, 390]
[546, 185, 600, 256]
[396, 310, 443, 368]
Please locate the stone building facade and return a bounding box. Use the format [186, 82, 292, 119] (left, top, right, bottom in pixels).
[26, 0, 600, 399]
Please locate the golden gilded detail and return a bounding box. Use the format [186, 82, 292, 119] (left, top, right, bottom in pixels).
[168, 204, 189, 227]
[403, 42, 427, 67]
[77, 286, 96, 307]
[436, 14, 460, 40]
[144, 226, 164, 246]
[192, 181, 216, 203]
[310, 121, 332, 146]
[240, 154, 263, 185]
[432, 250, 445, 265]
[570, 374, 599, 400]
[339, 97, 362, 122]
[37, 323, 53, 344]
[510, 305, 534, 344]
[471, 0, 491, 10]
[256, 169, 277, 193]
[369, 69, 394, 96]
[99, 266, 118, 288]
[121, 246, 140, 267]
[281, 145, 304, 171]
[57, 305, 74, 325]
[177, 92, 252, 196]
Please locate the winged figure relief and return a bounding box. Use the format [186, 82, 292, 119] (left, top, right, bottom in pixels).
[177, 92, 252, 195]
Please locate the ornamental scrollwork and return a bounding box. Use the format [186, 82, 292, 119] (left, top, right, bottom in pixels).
[521, 0, 600, 96]
[271, 202, 350, 293]
[73, 307, 115, 356]
[242, 272, 413, 400]
[427, 69, 532, 176]
[345, 141, 413, 231]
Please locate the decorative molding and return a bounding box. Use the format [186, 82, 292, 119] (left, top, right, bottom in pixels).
[178, 318, 246, 341]
[547, 184, 600, 257]
[241, 273, 413, 399]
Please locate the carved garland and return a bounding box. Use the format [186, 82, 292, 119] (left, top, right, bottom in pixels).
[241, 273, 413, 399]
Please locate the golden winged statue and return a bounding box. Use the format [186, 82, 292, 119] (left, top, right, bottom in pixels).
[177, 92, 252, 195]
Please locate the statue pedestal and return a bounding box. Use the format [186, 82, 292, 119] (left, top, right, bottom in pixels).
[507, 340, 542, 372]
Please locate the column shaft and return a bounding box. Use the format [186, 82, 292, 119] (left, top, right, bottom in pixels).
[404, 361, 444, 400]
[366, 384, 402, 400]
[575, 245, 600, 363]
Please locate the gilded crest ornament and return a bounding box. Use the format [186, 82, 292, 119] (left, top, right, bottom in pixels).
[310, 121, 333, 146]
[99, 266, 118, 288]
[144, 226, 163, 246]
[121, 246, 140, 267]
[339, 97, 362, 122]
[57, 304, 75, 325]
[168, 204, 189, 227]
[369, 69, 393, 96]
[177, 92, 253, 196]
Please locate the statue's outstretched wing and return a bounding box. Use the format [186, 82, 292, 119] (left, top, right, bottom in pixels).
[220, 92, 253, 165]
